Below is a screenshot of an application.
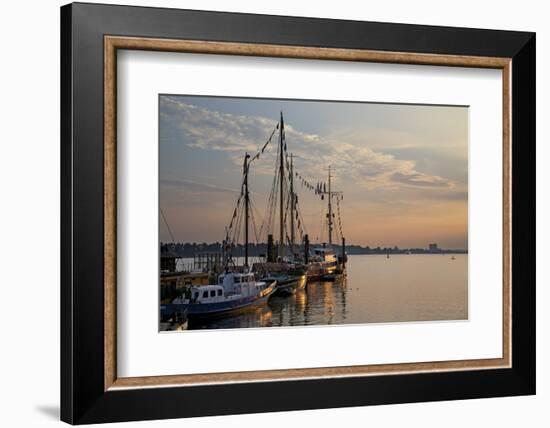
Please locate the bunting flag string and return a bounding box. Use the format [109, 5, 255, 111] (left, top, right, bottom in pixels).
[336, 196, 344, 239]
[247, 122, 279, 167]
[293, 169, 331, 201]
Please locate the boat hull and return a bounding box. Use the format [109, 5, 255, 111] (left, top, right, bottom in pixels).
[307, 262, 338, 282]
[273, 274, 307, 296]
[161, 281, 276, 318]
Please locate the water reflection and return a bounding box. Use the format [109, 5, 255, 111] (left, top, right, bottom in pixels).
[188, 279, 348, 330]
[186, 254, 468, 331]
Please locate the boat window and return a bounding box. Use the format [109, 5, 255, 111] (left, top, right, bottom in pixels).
[202, 291, 208, 298]
[217, 289, 222, 296]
[193, 292, 198, 299]
[235, 277, 241, 283]
[210, 290, 216, 297]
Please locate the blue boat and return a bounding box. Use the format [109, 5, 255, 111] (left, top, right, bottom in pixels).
[161, 272, 276, 318]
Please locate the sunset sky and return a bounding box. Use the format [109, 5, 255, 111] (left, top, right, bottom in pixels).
[159, 95, 468, 249]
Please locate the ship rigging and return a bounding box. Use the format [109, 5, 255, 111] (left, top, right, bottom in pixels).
[222, 111, 346, 281]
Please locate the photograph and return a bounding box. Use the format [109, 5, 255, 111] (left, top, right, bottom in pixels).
[159, 95, 469, 331]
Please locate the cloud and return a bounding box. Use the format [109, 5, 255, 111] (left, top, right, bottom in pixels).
[161, 97, 277, 153]
[160, 178, 241, 195]
[160, 96, 455, 191]
[390, 172, 451, 188]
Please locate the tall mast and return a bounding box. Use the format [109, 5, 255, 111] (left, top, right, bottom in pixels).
[327, 165, 333, 245]
[244, 152, 250, 267]
[279, 111, 285, 260]
[290, 153, 295, 252]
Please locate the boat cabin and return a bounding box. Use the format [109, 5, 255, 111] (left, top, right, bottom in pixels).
[312, 247, 337, 263]
[218, 272, 269, 297]
[175, 272, 270, 305]
[189, 285, 225, 304]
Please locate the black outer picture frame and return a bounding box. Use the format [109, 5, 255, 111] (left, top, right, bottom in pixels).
[61, 2, 536, 424]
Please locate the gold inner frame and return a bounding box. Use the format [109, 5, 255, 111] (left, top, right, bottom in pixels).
[104, 35, 512, 391]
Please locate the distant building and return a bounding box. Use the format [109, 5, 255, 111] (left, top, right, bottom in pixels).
[428, 243, 439, 253]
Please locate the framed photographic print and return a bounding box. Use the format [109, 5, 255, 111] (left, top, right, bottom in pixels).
[61, 2, 536, 424]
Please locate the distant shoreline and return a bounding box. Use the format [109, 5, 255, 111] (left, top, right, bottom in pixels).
[161, 242, 468, 258]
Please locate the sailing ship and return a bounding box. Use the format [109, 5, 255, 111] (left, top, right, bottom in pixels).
[248, 112, 309, 295]
[226, 111, 347, 288]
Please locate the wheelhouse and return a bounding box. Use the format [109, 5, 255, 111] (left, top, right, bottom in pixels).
[312, 247, 337, 263]
[190, 284, 224, 303]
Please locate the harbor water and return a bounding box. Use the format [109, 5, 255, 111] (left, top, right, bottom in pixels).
[179, 254, 468, 330]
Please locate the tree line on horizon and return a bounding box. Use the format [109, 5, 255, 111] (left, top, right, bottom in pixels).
[160, 242, 467, 257]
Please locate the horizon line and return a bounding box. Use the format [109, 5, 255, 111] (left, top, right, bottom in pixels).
[160, 241, 468, 251]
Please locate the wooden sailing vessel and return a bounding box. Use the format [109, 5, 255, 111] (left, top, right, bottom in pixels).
[247, 111, 347, 286]
[250, 112, 308, 294]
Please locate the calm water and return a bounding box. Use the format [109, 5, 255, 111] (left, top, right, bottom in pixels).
[185, 254, 468, 330]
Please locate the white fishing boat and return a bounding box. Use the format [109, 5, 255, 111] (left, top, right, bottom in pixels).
[163, 272, 276, 317]
[307, 246, 339, 280]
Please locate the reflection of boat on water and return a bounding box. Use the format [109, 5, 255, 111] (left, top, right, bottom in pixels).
[318, 271, 346, 282]
[160, 309, 188, 331]
[163, 272, 276, 318]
